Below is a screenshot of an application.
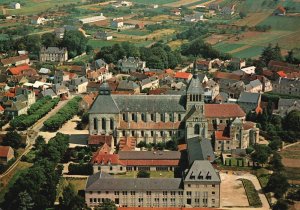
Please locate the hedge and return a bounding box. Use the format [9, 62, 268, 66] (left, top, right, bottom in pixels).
[43, 96, 82, 131]
[27, 96, 51, 115]
[241, 179, 262, 207]
[10, 97, 60, 130]
[68, 163, 93, 175]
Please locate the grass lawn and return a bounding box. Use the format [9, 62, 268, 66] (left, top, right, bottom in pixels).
[213, 43, 246, 53]
[119, 29, 151, 36]
[114, 171, 174, 178]
[259, 16, 300, 31]
[241, 179, 262, 207]
[56, 177, 87, 201]
[0, 161, 33, 202]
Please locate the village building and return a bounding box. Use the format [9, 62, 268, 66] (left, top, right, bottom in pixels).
[111, 17, 124, 28]
[10, 2, 21, 9]
[95, 31, 113, 40]
[140, 77, 159, 91]
[0, 146, 14, 164]
[274, 5, 286, 16]
[1, 55, 30, 67]
[184, 12, 204, 22]
[272, 77, 300, 96]
[273, 99, 300, 117]
[40, 47, 68, 63]
[195, 60, 212, 71]
[238, 92, 262, 114]
[31, 16, 46, 25]
[118, 56, 146, 73]
[69, 76, 89, 94]
[79, 14, 107, 24]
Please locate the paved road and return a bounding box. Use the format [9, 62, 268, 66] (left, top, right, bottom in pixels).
[0, 99, 69, 179]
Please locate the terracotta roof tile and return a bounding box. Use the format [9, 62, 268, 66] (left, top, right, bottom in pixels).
[119, 121, 181, 130]
[214, 71, 241, 80]
[7, 65, 31, 75]
[0, 146, 10, 157]
[174, 72, 192, 79]
[205, 104, 246, 118]
[1, 55, 28, 66]
[91, 153, 124, 165]
[88, 135, 113, 146]
[215, 130, 231, 140]
[121, 159, 179, 166]
[277, 71, 287, 78]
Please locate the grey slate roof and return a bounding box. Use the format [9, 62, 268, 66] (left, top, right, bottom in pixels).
[184, 160, 220, 183]
[39, 89, 56, 97]
[89, 94, 186, 114]
[238, 92, 260, 104]
[95, 59, 107, 69]
[117, 80, 139, 90]
[119, 151, 181, 160]
[187, 137, 215, 165]
[187, 76, 204, 94]
[86, 172, 183, 191]
[71, 76, 88, 86]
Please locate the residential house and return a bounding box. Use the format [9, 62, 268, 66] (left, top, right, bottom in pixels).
[6, 65, 36, 76]
[274, 5, 286, 16]
[174, 72, 192, 83]
[54, 27, 65, 39]
[245, 79, 263, 93]
[52, 83, 70, 99]
[135, 22, 145, 29]
[241, 66, 255, 75]
[69, 76, 89, 94]
[95, 31, 113, 40]
[80, 93, 97, 111]
[0, 146, 14, 164]
[94, 59, 109, 70]
[140, 77, 159, 90]
[111, 17, 124, 28]
[195, 60, 212, 71]
[238, 92, 262, 114]
[209, 3, 220, 11]
[117, 80, 140, 93]
[40, 47, 68, 63]
[221, 4, 235, 15]
[87, 68, 112, 83]
[274, 99, 300, 117]
[184, 12, 204, 22]
[87, 82, 101, 92]
[4, 101, 28, 117]
[218, 79, 245, 98]
[31, 16, 46, 25]
[118, 56, 146, 73]
[203, 79, 219, 103]
[121, 1, 133, 7]
[38, 89, 57, 99]
[54, 71, 70, 84]
[1, 55, 30, 67]
[272, 78, 300, 96]
[10, 2, 20, 9]
[39, 67, 51, 75]
[172, 9, 181, 16]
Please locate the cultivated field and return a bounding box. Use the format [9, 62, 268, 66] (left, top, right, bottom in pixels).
[234, 12, 273, 27]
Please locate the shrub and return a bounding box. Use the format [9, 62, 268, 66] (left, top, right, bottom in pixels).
[68, 163, 93, 175]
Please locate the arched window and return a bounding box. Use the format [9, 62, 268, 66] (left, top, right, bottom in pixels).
[102, 118, 106, 130]
[93, 118, 98, 130]
[132, 113, 135, 121]
[194, 124, 200, 135]
[110, 118, 114, 130]
[141, 113, 146, 122]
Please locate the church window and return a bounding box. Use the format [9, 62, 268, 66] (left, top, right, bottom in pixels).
[141, 131, 144, 137]
[161, 113, 165, 122]
[102, 118, 106, 130]
[190, 95, 193, 101]
[151, 131, 154, 137]
[169, 113, 174, 122]
[93, 118, 98, 130]
[160, 131, 164, 137]
[196, 95, 199, 101]
[110, 118, 114, 130]
[194, 124, 200, 135]
[193, 95, 196, 101]
[141, 113, 146, 122]
[151, 113, 155, 121]
[199, 95, 202, 101]
[123, 113, 127, 121]
[131, 131, 135, 136]
[132, 113, 136, 121]
[178, 114, 182, 121]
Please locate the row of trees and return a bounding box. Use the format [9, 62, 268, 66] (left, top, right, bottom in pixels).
[1, 133, 69, 210]
[95, 42, 182, 69]
[10, 97, 60, 130]
[68, 163, 93, 175]
[44, 96, 82, 131]
[136, 140, 177, 151]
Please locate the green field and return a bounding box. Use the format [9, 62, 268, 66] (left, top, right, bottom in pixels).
[119, 29, 151, 36]
[87, 39, 120, 49]
[4, 0, 82, 15]
[232, 46, 265, 58]
[259, 16, 300, 31]
[213, 43, 245, 53]
[132, 0, 178, 5]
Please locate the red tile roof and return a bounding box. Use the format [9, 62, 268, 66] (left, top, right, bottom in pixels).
[205, 104, 246, 118]
[243, 121, 256, 130]
[119, 137, 136, 151]
[174, 72, 192, 80]
[0, 146, 11, 157]
[1, 55, 29, 66]
[91, 153, 124, 165]
[118, 207, 220, 210]
[276, 5, 286, 13]
[121, 159, 179, 166]
[177, 144, 187, 151]
[148, 88, 168, 95]
[215, 130, 231, 140]
[82, 94, 95, 107]
[119, 121, 181, 130]
[7, 64, 31, 75]
[0, 105, 4, 112]
[277, 70, 287, 78]
[88, 135, 113, 146]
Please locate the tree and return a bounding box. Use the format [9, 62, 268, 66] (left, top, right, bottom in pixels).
[2, 131, 23, 149]
[137, 141, 146, 148]
[95, 199, 117, 210]
[272, 199, 288, 210]
[268, 137, 282, 151]
[251, 145, 270, 166]
[284, 110, 300, 131]
[59, 184, 85, 210]
[270, 152, 284, 171]
[61, 30, 87, 58]
[41, 33, 59, 48]
[239, 11, 247, 19]
[34, 136, 46, 151]
[137, 170, 150, 178]
[265, 173, 289, 198]
[17, 191, 34, 210]
[260, 44, 274, 66]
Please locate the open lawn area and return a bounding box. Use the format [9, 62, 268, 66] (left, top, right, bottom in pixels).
[234, 12, 273, 27]
[259, 16, 300, 31]
[114, 171, 174, 178]
[213, 43, 246, 53]
[132, 0, 178, 4]
[0, 161, 33, 203]
[231, 46, 265, 59]
[119, 29, 151, 36]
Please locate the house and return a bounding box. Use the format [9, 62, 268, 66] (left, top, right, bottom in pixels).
[40, 47, 68, 63]
[140, 77, 159, 90]
[52, 83, 70, 99]
[31, 16, 46, 25]
[85, 160, 220, 208]
[80, 93, 97, 111]
[69, 76, 89, 94]
[54, 71, 70, 84]
[38, 89, 57, 99]
[79, 13, 107, 24]
[117, 80, 140, 93]
[184, 12, 204, 22]
[274, 5, 286, 16]
[272, 77, 300, 96]
[274, 99, 300, 117]
[209, 3, 220, 11]
[54, 27, 65, 39]
[174, 72, 192, 83]
[172, 9, 181, 16]
[135, 22, 145, 29]
[238, 92, 262, 114]
[10, 2, 21, 9]
[39, 67, 51, 75]
[1, 55, 30, 67]
[0, 146, 14, 164]
[203, 79, 219, 102]
[4, 101, 28, 117]
[111, 17, 124, 28]
[94, 59, 109, 70]
[195, 60, 212, 71]
[95, 31, 113, 40]
[230, 58, 246, 69]
[7, 65, 34, 76]
[118, 56, 146, 73]
[221, 4, 235, 15]
[121, 1, 133, 7]
[218, 79, 245, 99]
[87, 68, 112, 83]
[245, 79, 263, 93]
[87, 82, 102, 92]
[241, 66, 256, 75]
